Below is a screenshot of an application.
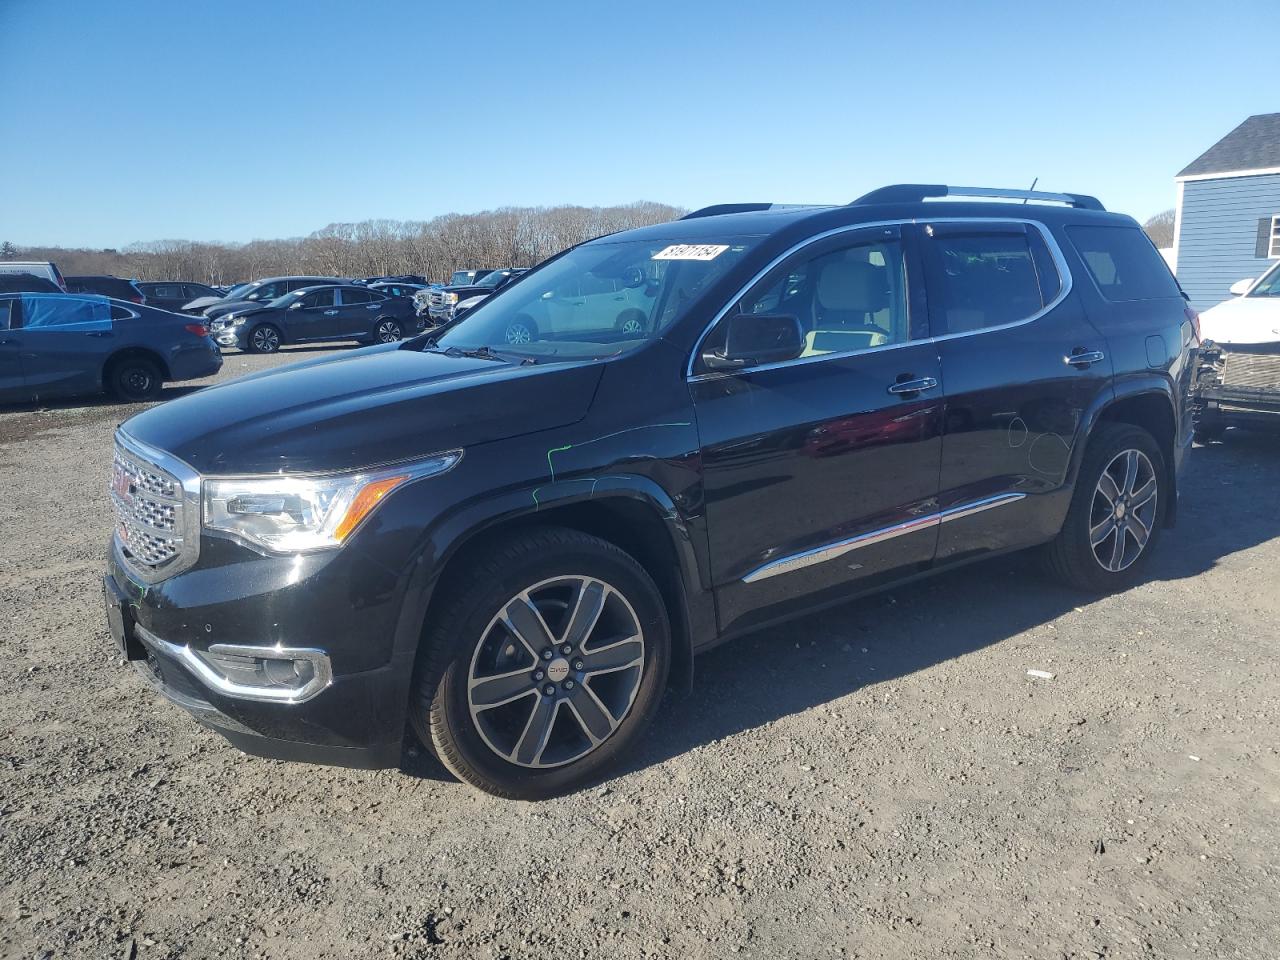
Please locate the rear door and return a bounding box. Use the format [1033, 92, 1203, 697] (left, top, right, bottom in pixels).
[13, 294, 115, 399]
[334, 286, 380, 336]
[916, 219, 1113, 559]
[692, 224, 945, 635]
[148, 283, 186, 311]
[0, 297, 26, 401]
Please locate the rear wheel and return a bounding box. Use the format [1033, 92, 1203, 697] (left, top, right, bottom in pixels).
[615, 310, 646, 336]
[108, 356, 163, 402]
[248, 324, 281, 354]
[1043, 423, 1165, 592]
[375, 318, 403, 343]
[411, 528, 670, 799]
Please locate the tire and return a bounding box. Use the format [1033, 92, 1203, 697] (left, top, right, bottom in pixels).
[108, 356, 163, 402]
[374, 318, 403, 343]
[410, 527, 671, 800]
[615, 310, 646, 336]
[247, 324, 281, 354]
[1194, 422, 1225, 443]
[503, 316, 536, 345]
[1042, 423, 1166, 593]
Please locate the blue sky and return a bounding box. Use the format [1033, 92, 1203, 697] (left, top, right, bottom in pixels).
[1, 0, 1274, 248]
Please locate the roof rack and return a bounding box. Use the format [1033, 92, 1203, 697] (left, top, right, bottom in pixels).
[680, 203, 775, 220]
[850, 184, 1105, 211]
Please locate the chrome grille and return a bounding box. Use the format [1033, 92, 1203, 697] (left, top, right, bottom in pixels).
[1222, 352, 1280, 394]
[110, 440, 196, 578]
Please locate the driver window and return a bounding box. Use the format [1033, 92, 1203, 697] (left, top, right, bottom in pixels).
[737, 238, 909, 357]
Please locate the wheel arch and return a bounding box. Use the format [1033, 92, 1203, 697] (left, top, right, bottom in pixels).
[102, 346, 170, 387]
[1076, 380, 1179, 527]
[409, 483, 705, 702]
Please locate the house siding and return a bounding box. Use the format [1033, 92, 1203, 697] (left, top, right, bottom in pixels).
[1176, 173, 1280, 309]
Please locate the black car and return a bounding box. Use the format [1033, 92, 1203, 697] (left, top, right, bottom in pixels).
[104, 184, 1195, 799]
[136, 281, 226, 314]
[66, 275, 146, 305]
[0, 273, 62, 294]
[0, 293, 221, 403]
[188, 276, 345, 320]
[425, 268, 527, 323]
[368, 281, 428, 301]
[209, 283, 418, 352]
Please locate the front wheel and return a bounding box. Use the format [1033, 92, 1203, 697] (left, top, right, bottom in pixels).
[503, 316, 536, 345]
[247, 324, 281, 354]
[1043, 423, 1165, 592]
[411, 528, 670, 799]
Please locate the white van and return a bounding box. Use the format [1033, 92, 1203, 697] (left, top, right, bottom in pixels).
[0, 261, 67, 291]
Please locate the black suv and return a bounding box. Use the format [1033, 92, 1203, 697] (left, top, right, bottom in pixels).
[65, 275, 146, 304]
[136, 282, 226, 314]
[103, 185, 1195, 799]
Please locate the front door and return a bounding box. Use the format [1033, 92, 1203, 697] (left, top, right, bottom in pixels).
[691, 225, 945, 635]
[914, 219, 1113, 559]
[287, 287, 339, 341]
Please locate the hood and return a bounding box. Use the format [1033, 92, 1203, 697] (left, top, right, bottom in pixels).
[1199, 295, 1280, 346]
[120, 343, 605, 474]
[204, 299, 260, 319]
[183, 295, 224, 311]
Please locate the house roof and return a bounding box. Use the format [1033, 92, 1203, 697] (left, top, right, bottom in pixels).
[1178, 113, 1280, 178]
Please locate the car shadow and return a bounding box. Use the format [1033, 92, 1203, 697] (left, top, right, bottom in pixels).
[402, 430, 1280, 789]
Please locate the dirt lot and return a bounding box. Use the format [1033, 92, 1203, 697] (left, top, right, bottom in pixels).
[1, 346, 1277, 960]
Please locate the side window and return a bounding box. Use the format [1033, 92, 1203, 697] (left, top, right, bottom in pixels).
[181, 284, 208, 299]
[247, 282, 283, 301]
[923, 225, 1054, 335]
[21, 295, 111, 329]
[1065, 225, 1181, 302]
[0, 298, 13, 330]
[339, 288, 371, 305]
[579, 274, 618, 296]
[109, 305, 135, 320]
[302, 288, 336, 308]
[733, 236, 910, 358]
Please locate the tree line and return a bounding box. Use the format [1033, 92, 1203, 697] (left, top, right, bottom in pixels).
[0, 201, 685, 285]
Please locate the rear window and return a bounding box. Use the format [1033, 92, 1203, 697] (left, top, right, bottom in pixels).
[1066, 225, 1180, 302]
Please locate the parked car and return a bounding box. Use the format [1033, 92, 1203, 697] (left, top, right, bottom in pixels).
[136, 281, 226, 314]
[65, 275, 147, 305]
[209, 283, 418, 352]
[0, 293, 221, 404]
[0, 273, 62, 294]
[425, 268, 527, 324]
[186, 276, 344, 319]
[0, 260, 66, 291]
[1191, 259, 1280, 440]
[104, 184, 1194, 799]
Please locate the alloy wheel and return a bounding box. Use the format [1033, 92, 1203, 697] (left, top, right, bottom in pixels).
[620, 317, 643, 335]
[377, 320, 402, 343]
[505, 322, 532, 344]
[252, 326, 279, 352]
[1089, 448, 1158, 572]
[466, 576, 645, 769]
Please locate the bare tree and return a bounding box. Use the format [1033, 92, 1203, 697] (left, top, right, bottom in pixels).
[1143, 209, 1176, 249]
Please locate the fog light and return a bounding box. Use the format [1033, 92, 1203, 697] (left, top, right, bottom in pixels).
[188, 643, 332, 703]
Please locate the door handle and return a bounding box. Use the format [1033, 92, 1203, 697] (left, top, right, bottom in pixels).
[1064, 348, 1105, 368]
[0, 337, 15, 346]
[85, 331, 113, 338]
[323, 310, 338, 315]
[887, 376, 939, 396]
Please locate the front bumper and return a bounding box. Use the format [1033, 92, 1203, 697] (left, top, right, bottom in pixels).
[104, 536, 415, 769]
[1192, 343, 1280, 430]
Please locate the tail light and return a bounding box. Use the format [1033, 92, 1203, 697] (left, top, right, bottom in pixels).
[132, 295, 145, 304]
[1185, 305, 1201, 345]
[184, 323, 210, 337]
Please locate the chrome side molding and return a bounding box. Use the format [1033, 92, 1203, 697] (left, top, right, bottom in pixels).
[741, 493, 1026, 584]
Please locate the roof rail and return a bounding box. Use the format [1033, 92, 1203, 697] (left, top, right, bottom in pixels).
[680, 203, 775, 220]
[851, 184, 1105, 212]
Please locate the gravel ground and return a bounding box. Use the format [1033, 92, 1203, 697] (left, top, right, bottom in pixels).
[1, 346, 1278, 960]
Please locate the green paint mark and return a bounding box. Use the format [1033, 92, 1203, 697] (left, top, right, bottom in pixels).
[533, 422, 693, 508]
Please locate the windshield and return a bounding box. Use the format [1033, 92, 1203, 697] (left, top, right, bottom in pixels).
[1249, 261, 1280, 297]
[224, 282, 256, 300]
[432, 236, 759, 360]
[476, 271, 508, 289]
[450, 271, 477, 285]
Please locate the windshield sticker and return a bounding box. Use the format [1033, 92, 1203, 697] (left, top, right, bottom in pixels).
[652, 244, 730, 261]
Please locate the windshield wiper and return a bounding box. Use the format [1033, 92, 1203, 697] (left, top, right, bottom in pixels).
[428, 344, 538, 365]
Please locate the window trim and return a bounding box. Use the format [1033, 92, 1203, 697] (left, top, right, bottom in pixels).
[685, 217, 1074, 380]
[1269, 215, 1280, 259]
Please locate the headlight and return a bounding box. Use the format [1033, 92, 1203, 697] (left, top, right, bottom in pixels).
[230, 317, 247, 326]
[444, 292, 459, 304]
[202, 451, 462, 553]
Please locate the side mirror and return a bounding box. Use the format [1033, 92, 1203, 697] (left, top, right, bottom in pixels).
[1229, 278, 1254, 296]
[703, 313, 804, 371]
[289, 301, 305, 310]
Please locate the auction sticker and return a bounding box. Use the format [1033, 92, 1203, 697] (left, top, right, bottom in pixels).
[652, 244, 730, 261]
